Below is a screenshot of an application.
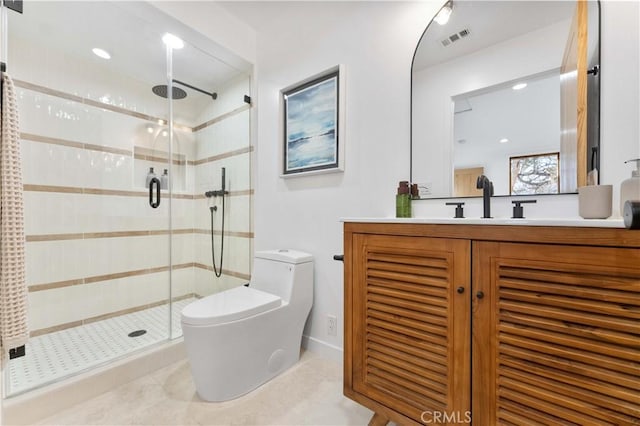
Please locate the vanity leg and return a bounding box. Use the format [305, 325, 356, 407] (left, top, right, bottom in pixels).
[368, 412, 389, 426]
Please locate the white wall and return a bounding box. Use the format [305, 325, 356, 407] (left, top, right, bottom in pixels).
[162, 0, 638, 358]
[249, 0, 640, 357]
[250, 2, 439, 356]
[599, 0, 640, 213]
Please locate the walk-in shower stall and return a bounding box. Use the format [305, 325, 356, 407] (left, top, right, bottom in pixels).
[0, 1, 253, 396]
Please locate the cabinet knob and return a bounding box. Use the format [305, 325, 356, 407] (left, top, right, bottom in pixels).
[476, 291, 485, 299]
[456, 286, 465, 294]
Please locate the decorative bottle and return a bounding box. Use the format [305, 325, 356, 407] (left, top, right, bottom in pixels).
[161, 169, 169, 190]
[145, 167, 156, 188]
[620, 159, 640, 214]
[396, 181, 412, 218]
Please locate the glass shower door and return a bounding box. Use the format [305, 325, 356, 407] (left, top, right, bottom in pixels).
[1, 0, 253, 398]
[168, 36, 253, 337]
[3, 1, 173, 396]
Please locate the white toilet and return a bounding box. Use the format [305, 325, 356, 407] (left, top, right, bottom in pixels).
[181, 249, 313, 402]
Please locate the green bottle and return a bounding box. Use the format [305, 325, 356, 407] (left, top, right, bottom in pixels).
[396, 181, 412, 218]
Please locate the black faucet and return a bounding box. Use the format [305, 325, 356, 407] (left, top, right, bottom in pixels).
[476, 175, 494, 218]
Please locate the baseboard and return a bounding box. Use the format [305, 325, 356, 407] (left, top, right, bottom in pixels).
[3, 339, 187, 425]
[301, 335, 343, 363]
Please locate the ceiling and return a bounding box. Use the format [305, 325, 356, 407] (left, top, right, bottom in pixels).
[219, 1, 358, 33]
[7, 0, 579, 120]
[220, 1, 577, 77]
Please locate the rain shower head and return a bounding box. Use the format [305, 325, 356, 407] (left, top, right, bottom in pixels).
[152, 85, 187, 100]
[152, 80, 218, 101]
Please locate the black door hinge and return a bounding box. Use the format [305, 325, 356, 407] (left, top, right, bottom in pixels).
[3, 0, 23, 14]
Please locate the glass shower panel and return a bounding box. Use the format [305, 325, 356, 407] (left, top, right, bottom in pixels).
[169, 39, 252, 336]
[4, 2, 172, 396]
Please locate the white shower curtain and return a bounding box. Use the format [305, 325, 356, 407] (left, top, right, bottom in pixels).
[0, 72, 29, 354]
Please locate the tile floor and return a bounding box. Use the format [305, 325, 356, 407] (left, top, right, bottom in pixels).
[36, 350, 373, 425]
[8, 299, 193, 396]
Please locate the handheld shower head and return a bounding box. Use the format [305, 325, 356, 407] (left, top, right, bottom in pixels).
[221, 168, 226, 192]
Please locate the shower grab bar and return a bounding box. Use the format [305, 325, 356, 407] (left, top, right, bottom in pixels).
[149, 177, 161, 208]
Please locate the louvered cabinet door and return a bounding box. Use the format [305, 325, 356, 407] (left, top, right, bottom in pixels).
[473, 242, 640, 425]
[348, 234, 471, 425]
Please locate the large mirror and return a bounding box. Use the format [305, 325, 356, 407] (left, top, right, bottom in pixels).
[411, 0, 600, 198]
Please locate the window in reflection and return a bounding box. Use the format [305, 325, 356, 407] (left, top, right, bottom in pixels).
[510, 152, 559, 195]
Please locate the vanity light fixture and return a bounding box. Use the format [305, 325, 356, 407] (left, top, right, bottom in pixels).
[434, 1, 454, 26]
[92, 48, 111, 60]
[162, 33, 184, 50]
[499, 138, 510, 144]
[512, 82, 528, 90]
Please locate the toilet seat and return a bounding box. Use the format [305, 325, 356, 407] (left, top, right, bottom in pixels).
[181, 286, 281, 326]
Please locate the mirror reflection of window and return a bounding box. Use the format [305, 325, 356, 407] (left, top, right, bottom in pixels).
[510, 152, 560, 195]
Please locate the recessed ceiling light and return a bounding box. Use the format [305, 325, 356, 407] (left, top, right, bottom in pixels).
[162, 33, 184, 50]
[92, 48, 111, 60]
[146, 125, 154, 134]
[512, 83, 527, 90]
[499, 138, 509, 144]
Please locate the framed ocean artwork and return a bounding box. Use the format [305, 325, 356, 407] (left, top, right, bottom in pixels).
[281, 67, 343, 176]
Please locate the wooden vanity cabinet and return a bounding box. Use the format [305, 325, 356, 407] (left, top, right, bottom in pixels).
[343, 222, 640, 425]
[345, 233, 471, 424]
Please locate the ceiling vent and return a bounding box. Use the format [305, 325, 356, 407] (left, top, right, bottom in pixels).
[440, 28, 471, 47]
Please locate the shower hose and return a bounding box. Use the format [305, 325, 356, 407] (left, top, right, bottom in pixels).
[210, 195, 225, 278]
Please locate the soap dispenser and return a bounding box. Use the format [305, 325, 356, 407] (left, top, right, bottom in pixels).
[145, 167, 157, 188]
[160, 169, 169, 190]
[620, 159, 640, 214]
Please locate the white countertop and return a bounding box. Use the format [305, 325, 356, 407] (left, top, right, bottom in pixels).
[341, 217, 626, 228]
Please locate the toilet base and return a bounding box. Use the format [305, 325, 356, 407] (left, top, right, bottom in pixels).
[182, 307, 306, 402]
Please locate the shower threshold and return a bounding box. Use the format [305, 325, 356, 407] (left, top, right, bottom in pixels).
[6, 298, 195, 396]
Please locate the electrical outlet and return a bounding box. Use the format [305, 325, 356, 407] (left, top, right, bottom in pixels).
[327, 315, 337, 336]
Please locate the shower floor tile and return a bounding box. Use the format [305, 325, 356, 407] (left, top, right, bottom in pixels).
[7, 298, 194, 396]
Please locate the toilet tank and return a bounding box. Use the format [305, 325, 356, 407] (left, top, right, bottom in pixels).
[251, 250, 313, 303]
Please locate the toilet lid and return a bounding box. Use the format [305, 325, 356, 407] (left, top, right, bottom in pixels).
[181, 286, 281, 326]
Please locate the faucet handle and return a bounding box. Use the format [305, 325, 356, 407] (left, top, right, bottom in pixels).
[445, 202, 465, 218]
[511, 199, 537, 219]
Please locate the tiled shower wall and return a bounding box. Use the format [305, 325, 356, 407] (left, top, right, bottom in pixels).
[11, 36, 252, 336]
[193, 75, 253, 298]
